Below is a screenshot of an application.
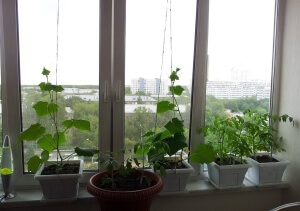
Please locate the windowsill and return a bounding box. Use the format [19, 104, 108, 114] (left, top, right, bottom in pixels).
[0, 175, 289, 209]
[160, 177, 288, 197]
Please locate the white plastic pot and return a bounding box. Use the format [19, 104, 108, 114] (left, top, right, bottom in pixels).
[153, 160, 194, 193]
[34, 160, 83, 200]
[245, 154, 289, 186]
[207, 161, 251, 189]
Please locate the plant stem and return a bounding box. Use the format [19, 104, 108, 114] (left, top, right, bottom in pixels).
[63, 152, 76, 161]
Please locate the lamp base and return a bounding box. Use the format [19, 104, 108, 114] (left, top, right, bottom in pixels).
[0, 193, 16, 201]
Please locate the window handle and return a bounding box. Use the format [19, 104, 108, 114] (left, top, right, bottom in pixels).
[116, 81, 122, 103]
[103, 80, 109, 103]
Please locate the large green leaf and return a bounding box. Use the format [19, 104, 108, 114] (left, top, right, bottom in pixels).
[62, 120, 73, 128]
[169, 85, 184, 96]
[162, 134, 187, 156]
[32, 101, 49, 117]
[75, 147, 99, 157]
[41, 150, 49, 162]
[190, 143, 216, 164]
[148, 149, 165, 163]
[19, 123, 46, 142]
[135, 143, 151, 156]
[27, 156, 43, 173]
[164, 118, 184, 134]
[52, 85, 64, 92]
[54, 132, 66, 145]
[74, 119, 90, 130]
[39, 82, 53, 92]
[157, 101, 175, 114]
[142, 131, 155, 138]
[37, 134, 56, 152]
[153, 130, 171, 142]
[63, 119, 90, 131]
[170, 70, 179, 82]
[48, 102, 59, 114]
[42, 68, 50, 76]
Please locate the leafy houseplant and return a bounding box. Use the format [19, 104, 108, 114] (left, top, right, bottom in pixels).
[18, 68, 97, 199]
[134, 68, 194, 192]
[87, 149, 163, 211]
[243, 109, 294, 161]
[243, 109, 294, 185]
[191, 115, 252, 188]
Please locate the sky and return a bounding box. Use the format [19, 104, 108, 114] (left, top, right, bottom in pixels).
[17, 0, 275, 86]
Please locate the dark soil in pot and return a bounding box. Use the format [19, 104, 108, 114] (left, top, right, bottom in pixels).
[41, 163, 80, 175]
[252, 155, 279, 163]
[95, 173, 153, 191]
[215, 157, 243, 165]
[163, 161, 188, 169]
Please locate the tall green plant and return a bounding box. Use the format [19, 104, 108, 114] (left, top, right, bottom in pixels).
[191, 115, 252, 165]
[18, 69, 98, 173]
[134, 68, 188, 175]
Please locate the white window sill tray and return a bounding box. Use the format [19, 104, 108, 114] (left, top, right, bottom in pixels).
[0, 177, 289, 209]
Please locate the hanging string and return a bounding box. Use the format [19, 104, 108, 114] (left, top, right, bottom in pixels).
[154, 0, 169, 132]
[55, 0, 60, 163]
[169, 0, 176, 118]
[55, 0, 60, 86]
[169, 0, 173, 74]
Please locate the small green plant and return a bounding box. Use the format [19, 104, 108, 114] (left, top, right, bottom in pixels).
[134, 68, 188, 175]
[99, 148, 152, 190]
[243, 109, 294, 160]
[18, 68, 98, 173]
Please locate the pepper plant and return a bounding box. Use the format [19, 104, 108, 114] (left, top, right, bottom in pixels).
[191, 115, 251, 165]
[243, 109, 294, 160]
[18, 68, 98, 173]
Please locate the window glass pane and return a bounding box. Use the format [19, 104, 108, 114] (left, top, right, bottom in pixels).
[206, 0, 275, 123]
[0, 47, 2, 166]
[125, 0, 197, 158]
[18, 0, 99, 171]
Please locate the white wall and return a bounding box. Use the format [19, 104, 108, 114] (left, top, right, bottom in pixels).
[277, 0, 300, 204]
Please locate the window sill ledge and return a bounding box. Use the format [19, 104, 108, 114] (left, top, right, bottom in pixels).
[160, 177, 289, 197]
[0, 177, 288, 209]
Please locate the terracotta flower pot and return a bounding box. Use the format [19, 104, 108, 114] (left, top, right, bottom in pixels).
[87, 170, 163, 211]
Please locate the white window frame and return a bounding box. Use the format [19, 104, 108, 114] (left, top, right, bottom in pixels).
[0, 0, 282, 187]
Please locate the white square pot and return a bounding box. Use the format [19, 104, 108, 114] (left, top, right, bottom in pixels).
[34, 160, 83, 200]
[153, 160, 194, 193]
[207, 162, 251, 189]
[245, 154, 289, 186]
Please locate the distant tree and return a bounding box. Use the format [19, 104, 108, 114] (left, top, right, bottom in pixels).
[125, 87, 132, 95]
[137, 96, 144, 104]
[65, 96, 85, 107]
[205, 95, 229, 125]
[69, 102, 99, 149]
[24, 143, 35, 163]
[222, 99, 239, 113]
[125, 107, 155, 142]
[135, 91, 147, 96]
